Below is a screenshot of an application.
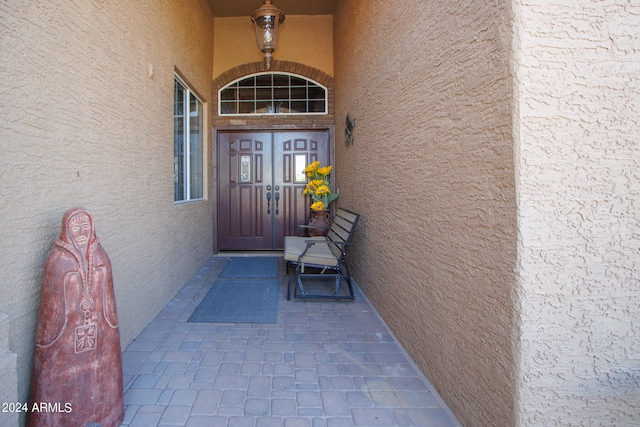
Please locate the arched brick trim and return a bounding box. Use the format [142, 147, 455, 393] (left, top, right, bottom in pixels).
[213, 61, 333, 90]
[212, 61, 334, 127]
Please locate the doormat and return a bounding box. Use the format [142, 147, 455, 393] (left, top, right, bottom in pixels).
[188, 279, 279, 324]
[218, 257, 280, 279]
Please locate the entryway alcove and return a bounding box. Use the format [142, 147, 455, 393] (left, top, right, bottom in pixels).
[213, 62, 336, 252]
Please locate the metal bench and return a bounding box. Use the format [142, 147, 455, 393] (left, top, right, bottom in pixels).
[284, 208, 360, 300]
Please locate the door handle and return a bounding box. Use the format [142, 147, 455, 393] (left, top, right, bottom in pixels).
[266, 190, 272, 215]
[275, 191, 280, 215]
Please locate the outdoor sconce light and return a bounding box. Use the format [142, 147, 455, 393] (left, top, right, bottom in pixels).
[251, 0, 285, 70]
[345, 115, 356, 145]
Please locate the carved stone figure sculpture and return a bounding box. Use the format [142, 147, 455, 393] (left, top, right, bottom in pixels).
[28, 208, 124, 427]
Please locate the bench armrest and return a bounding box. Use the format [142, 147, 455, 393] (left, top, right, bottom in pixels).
[296, 224, 330, 236]
[297, 239, 350, 262]
[304, 239, 349, 248]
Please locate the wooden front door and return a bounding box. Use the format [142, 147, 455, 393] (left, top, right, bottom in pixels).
[218, 130, 331, 250]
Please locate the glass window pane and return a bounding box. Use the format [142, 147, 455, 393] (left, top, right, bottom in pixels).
[274, 87, 289, 100]
[255, 101, 272, 114]
[189, 93, 203, 199]
[174, 116, 185, 201]
[175, 76, 205, 202]
[239, 77, 255, 87]
[255, 88, 272, 100]
[294, 154, 307, 183]
[291, 101, 307, 113]
[290, 76, 306, 86]
[238, 101, 255, 114]
[273, 74, 289, 86]
[219, 73, 327, 115]
[275, 101, 290, 113]
[239, 87, 254, 100]
[255, 75, 272, 86]
[174, 81, 186, 201]
[291, 87, 306, 100]
[174, 81, 185, 116]
[308, 86, 324, 100]
[308, 100, 326, 113]
[240, 155, 252, 182]
[220, 101, 237, 114]
[220, 88, 237, 101]
[189, 94, 198, 116]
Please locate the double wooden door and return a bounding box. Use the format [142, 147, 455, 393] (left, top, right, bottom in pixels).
[218, 130, 331, 250]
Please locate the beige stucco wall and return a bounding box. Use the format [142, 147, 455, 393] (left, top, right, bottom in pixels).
[335, 0, 639, 425]
[213, 15, 333, 79]
[334, 1, 517, 425]
[0, 0, 214, 409]
[0, 313, 18, 427]
[514, 1, 640, 425]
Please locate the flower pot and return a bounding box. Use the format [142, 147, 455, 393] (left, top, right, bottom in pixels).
[308, 209, 331, 236]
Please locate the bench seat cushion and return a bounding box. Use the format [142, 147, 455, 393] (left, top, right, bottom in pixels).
[284, 236, 339, 267]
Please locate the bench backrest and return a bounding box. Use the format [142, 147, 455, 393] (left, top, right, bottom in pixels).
[326, 208, 360, 259]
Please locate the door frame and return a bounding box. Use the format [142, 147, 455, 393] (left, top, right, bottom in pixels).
[212, 124, 335, 254]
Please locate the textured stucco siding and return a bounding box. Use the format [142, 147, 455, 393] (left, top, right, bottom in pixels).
[514, 1, 640, 425]
[0, 313, 18, 427]
[334, 1, 517, 426]
[0, 0, 214, 407]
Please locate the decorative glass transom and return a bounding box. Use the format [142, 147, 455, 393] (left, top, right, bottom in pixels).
[219, 73, 327, 115]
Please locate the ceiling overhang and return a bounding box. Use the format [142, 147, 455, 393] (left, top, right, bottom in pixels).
[209, 0, 337, 17]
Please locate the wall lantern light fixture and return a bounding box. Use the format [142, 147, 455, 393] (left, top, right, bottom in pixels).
[251, 0, 285, 70]
[345, 115, 356, 145]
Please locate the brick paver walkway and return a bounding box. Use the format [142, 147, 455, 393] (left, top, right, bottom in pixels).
[120, 256, 461, 427]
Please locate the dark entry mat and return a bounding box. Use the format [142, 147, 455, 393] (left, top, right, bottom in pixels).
[188, 279, 279, 324]
[218, 257, 279, 278]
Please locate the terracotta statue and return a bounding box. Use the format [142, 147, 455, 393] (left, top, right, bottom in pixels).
[28, 208, 124, 427]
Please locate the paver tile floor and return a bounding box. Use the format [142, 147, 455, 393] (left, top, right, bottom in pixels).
[120, 256, 461, 427]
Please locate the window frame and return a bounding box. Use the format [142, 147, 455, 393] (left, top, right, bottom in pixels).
[174, 75, 205, 203]
[218, 72, 328, 116]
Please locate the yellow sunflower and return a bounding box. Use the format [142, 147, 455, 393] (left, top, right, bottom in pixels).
[304, 161, 320, 176]
[310, 201, 325, 211]
[315, 185, 330, 196]
[316, 165, 332, 176]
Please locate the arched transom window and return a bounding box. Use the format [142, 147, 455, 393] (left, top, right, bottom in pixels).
[219, 72, 327, 115]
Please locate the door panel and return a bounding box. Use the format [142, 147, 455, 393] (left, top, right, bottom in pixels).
[272, 132, 330, 249]
[218, 130, 330, 251]
[218, 133, 272, 250]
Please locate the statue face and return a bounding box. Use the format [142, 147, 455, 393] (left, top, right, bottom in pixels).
[69, 213, 91, 249]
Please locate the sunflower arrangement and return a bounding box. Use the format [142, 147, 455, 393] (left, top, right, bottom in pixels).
[302, 161, 339, 211]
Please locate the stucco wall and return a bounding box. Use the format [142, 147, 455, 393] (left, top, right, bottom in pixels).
[334, 1, 517, 425]
[0, 0, 214, 408]
[213, 15, 333, 79]
[514, 1, 640, 425]
[0, 313, 18, 427]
